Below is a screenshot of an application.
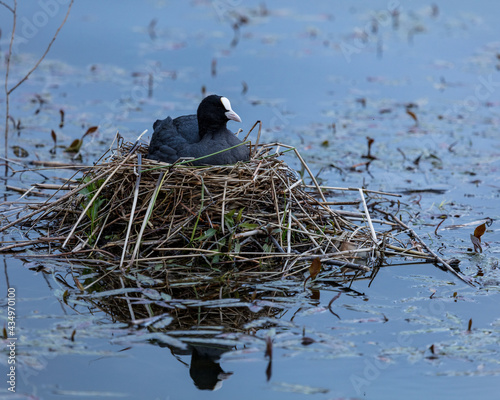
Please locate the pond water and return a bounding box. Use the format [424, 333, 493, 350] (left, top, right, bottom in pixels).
[1, 1, 500, 399]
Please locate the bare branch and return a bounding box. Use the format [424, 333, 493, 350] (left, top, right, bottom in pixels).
[7, 0, 74, 95]
[3, 0, 16, 173]
[3, 0, 73, 174]
[0, 1, 14, 13]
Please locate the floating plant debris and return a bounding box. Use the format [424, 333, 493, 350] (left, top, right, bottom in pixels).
[0, 132, 474, 325]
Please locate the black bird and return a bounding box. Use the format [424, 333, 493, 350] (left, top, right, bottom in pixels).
[146, 95, 249, 165]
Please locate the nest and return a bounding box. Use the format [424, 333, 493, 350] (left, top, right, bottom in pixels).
[0, 135, 473, 310]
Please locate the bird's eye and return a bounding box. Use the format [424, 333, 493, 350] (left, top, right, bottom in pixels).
[220, 97, 232, 111]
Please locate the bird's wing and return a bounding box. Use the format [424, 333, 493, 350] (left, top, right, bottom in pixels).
[147, 117, 182, 162]
[172, 115, 199, 143]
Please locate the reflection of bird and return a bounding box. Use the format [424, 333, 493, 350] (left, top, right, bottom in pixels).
[189, 346, 233, 391]
[146, 95, 249, 165]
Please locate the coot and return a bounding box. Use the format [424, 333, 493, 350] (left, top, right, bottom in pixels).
[146, 95, 250, 165]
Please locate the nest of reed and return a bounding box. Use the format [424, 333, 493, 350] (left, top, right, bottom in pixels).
[1, 134, 473, 306]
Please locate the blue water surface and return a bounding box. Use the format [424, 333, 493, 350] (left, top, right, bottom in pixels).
[1, 1, 500, 399]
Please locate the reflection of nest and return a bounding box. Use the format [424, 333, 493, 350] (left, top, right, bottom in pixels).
[94, 287, 287, 332]
[1, 136, 473, 325]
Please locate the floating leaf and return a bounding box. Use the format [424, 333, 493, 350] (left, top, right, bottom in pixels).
[74, 277, 84, 291]
[12, 146, 29, 158]
[70, 329, 76, 342]
[406, 109, 418, 123]
[59, 109, 65, 128]
[301, 337, 315, 346]
[62, 289, 69, 304]
[363, 136, 376, 159]
[65, 139, 82, 153]
[82, 126, 98, 138]
[309, 258, 322, 280]
[51, 129, 57, 145]
[473, 223, 486, 240]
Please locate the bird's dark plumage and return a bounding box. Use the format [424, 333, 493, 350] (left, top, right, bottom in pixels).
[146, 95, 249, 165]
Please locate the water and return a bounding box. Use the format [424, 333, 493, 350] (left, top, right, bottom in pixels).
[1, 1, 500, 399]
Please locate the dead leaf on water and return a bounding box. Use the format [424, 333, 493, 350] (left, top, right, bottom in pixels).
[304, 258, 322, 288]
[471, 222, 488, 253]
[82, 126, 98, 139]
[59, 109, 65, 128]
[301, 337, 315, 346]
[12, 146, 29, 158]
[65, 139, 82, 153]
[473, 223, 486, 240]
[406, 109, 418, 123]
[467, 318, 472, 332]
[74, 277, 84, 291]
[309, 258, 321, 280]
[51, 129, 57, 145]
